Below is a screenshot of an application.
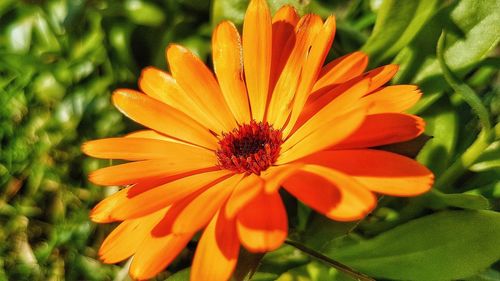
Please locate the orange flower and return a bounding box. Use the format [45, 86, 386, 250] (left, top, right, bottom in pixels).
[83, 0, 434, 280]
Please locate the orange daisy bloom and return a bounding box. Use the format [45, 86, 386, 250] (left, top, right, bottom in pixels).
[83, 0, 434, 280]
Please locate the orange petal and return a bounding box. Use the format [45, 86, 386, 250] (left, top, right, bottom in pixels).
[138, 67, 219, 132]
[334, 113, 425, 149]
[129, 227, 192, 280]
[99, 220, 139, 264]
[313, 51, 369, 91]
[110, 170, 231, 220]
[262, 164, 303, 193]
[166, 44, 236, 132]
[225, 174, 264, 219]
[282, 170, 341, 218]
[267, 15, 323, 128]
[283, 78, 370, 151]
[362, 85, 422, 114]
[277, 104, 368, 164]
[270, 5, 299, 91]
[300, 165, 377, 221]
[172, 174, 243, 234]
[303, 149, 434, 196]
[284, 15, 336, 134]
[112, 89, 218, 149]
[243, 0, 272, 121]
[236, 191, 287, 252]
[191, 210, 240, 281]
[90, 187, 130, 223]
[212, 21, 251, 124]
[98, 172, 208, 223]
[82, 137, 212, 161]
[365, 64, 399, 93]
[99, 209, 165, 264]
[88, 157, 217, 186]
[308, 64, 400, 104]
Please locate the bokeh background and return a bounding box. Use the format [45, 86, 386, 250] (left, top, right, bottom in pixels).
[1, 0, 499, 280]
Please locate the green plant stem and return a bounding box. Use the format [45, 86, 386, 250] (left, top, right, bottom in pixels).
[437, 32, 492, 135]
[435, 130, 492, 192]
[285, 240, 375, 281]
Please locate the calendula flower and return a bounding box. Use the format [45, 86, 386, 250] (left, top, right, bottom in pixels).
[83, 0, 434, 280]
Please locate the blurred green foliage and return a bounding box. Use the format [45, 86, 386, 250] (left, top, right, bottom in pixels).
[0, 0, 499, 280]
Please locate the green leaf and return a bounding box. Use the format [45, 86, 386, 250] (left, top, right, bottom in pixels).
[361, 0, 440, 65]
[413, 0, 500, 84]
[394, 0, 500, 111]
[330, 210, 500, 280]
[427, 189, 491, 210]
[124, 0, 166, 26]
[259, 245, 309, 276]
[251, 272, 280, 281]
[463, 170, 500, 199]
[471, 141, 500, 171]
[417, 99, 459, 176]
[301, 214, 357, 251]
[464, 268, 500, 281]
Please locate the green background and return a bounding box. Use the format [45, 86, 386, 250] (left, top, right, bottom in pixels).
[0, 0, 499, 280]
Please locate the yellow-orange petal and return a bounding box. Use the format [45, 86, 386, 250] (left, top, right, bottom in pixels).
[303, 150, 434, 196]
[212, 21, 251, 124]
[99, 220, 139, 264]
[191, 210, 240, 281]
[138, 67, 221, 132]
[125, 130, 172, 140]
[300, 165, 377, 221]
[243, 0, 272, 121]
[334, 113, 425, 149]
[82, 137, 211, 161]
[125, 129, 192, 146]
[88, 157, 217, 186]
[225, 174, 264, 219]
[112, 89, 218, 149]
[283, 78, 370, 151]
[313, 51, 369, 91]
[172, 174, 243, 234]
[294, 77, 370, 132]
[270, 5, 299, 91]
[129, 230, 192, 280]
[99, 209, 165, 264]
[110, 170, 231, 220]
[236, 191, 287, 252]
[90, 187, 130, 223]
[362, 85, 421, 114]
[284, 15, 336, 134]
[277, 104, 368, 164]
[166, 44, 236, 132]
[282, 170, 341, 218]
[267, 15, 323, 127]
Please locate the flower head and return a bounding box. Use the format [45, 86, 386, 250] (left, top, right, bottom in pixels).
[83, 0, 433, 280]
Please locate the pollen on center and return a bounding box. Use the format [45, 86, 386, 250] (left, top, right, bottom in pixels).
[216, 121, 283, 175]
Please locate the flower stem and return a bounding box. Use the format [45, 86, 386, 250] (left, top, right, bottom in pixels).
[284, 239, 375, 281]
[233, 250, 264, 281]
[435, 130, 492, 192]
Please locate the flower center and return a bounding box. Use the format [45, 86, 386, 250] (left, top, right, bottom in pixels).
[216, 121, 283, 175]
